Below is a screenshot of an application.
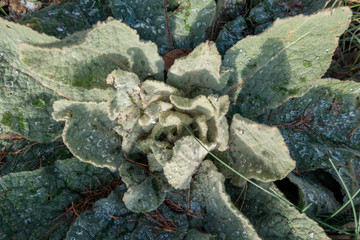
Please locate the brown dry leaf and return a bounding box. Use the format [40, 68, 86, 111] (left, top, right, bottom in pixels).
[8, 0, 41, 20]
[163, 48, 192, 72]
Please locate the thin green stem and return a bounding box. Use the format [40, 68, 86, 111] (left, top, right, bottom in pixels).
[182, 124, 355, 236]
[328, 158, 359, 240]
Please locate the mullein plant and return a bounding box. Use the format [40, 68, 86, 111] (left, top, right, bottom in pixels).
[0, 1, 358, 239]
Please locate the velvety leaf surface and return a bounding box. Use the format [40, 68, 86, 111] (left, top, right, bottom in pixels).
[66, 185, 189, 240]
[53, 100, 123, 171]
[20, 19, 163, 100]
[216, 114, 295, 186]
[287, 173, 341, 215]
[185, 229, 215, 240]
[215, 16, 247, 55]
[256, 78, 360, 172]
[0, 157, 114, 240]
[110, 0, 216, 54]
[221, 7, 352, 117]
[227, 181, 331, 240]
[163, 136, 212, 189]
[190, 160, 261, 239]
[20, 0, 112, 39]
[0, 19, 64, 142]
[0, 139, 72, 177]
[167, 41, 229, 94]
[119, 160, 166, 213]
[249, 0, 331, 34]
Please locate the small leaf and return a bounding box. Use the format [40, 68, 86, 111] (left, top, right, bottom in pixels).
[163, 136, 214, 189]
[168, 41, 230, 94]
[119, 160, 166, 213]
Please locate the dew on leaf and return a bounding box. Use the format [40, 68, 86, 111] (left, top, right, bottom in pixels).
[56, 26, 64, 32]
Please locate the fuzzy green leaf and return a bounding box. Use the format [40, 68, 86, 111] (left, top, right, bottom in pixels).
[256, 78, 360, 172]
[0, 139, 72, 177]
[216, 114, 295, 186]
[0, 157, 114, 239]
[20, 0, 111, 39]
[19, 19, 164, 98]
[185, 229, 215, 240]
[248, 0, 331, 34]
[163, 136, 213, 189]
[167, 41, 229, 94]
[0, 19, 64, 142]
[110, 0, 216, 54]
[222, 7, 352, 117]
[190, 160, 261, 239]
[53, 100, 123, 171]
[119, 160, 166, 213]
[65, 185, 189, 239]
[238, 182, 331, 239]
[215, 16, 247, 55]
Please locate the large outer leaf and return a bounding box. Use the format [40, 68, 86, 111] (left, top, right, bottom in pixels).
[190, 160, 261, 239]
[256, 78, 360, 172]
[19, 19, 163, 100]
[0, 139, 72, 177]
[167, 41, 229, 95]
[248, 0, 332, 34]
[215, 16, 247, 55]
[110, 0, 216, 54]
[66, 185, 189, 240]
[227, 181, 331, 239]
[216, 114, 295, 186]
[0, 157, 114, 240]
[221, 7, 352, 117]
[53, 100, 123, 171]
[0, 19, 64, 142]
[20, 0, 112, 39]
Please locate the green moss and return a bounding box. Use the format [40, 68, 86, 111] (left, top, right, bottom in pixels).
[32, 98, 46, 108]
[1, 112, 12, 126]
[300, 77, 307, 83]
[303, 61, 312, 68]
[288, 87, 300, 94]
[17, 112, 27, 133]
[74, 81, 83, 87]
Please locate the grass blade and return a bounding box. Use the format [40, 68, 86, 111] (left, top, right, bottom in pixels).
[182, 123, 355, 236]
[325, 188, 360, 221]
[328, 158, 359, 239]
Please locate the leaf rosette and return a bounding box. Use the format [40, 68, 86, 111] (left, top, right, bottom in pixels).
[0, 5, 356, 239]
